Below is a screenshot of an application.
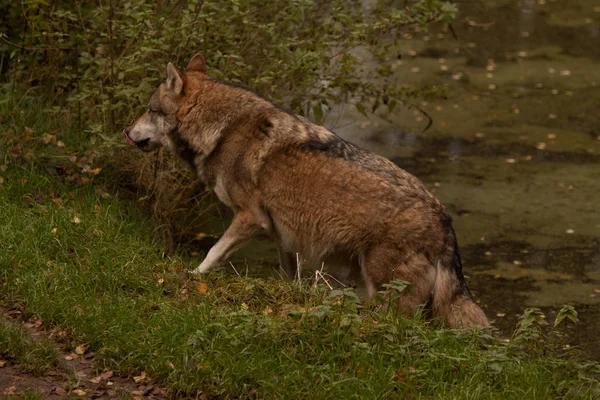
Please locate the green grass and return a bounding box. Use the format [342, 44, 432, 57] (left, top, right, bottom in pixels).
[0, 321, 58, 375]
[1, 98, 599, 398]
[4, 390, 46, 400]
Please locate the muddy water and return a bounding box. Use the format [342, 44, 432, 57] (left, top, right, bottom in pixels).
[325, 0, 600, 357]
[222, 1, 600, 357]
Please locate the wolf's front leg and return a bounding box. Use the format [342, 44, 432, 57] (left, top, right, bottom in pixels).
[193, 212, 259, 274]
[277, 246, 297, 280]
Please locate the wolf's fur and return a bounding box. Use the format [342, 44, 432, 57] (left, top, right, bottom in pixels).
[124, 54, 489, 328]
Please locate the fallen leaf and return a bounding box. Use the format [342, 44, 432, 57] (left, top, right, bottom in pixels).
[0, 176, 4, 184]
[65, 353, 79, 361]
[72, 389, 86, 396]
[91, 167, 102, 175]
[396, 370, 406, 382]
[593, 289, 600, 294]
[54, 387, 67, 396]
[3, 386, 16, 395]
[42, 133, 57, 144]
[566, 229, 575, 234]
[0, 359, 7, 367]
[90, 376, 102, 384]
[81, 177, 90, 184]
[73, 216, 81, 224]
[133, 371, 147, 383]
[166, 361, 175, 369]
[197, 282, 209, 294]
[496, 313, 506, 317]
[75, 344, 85, 355]
[100, 370, 114, 380]
[57, 140, 65, 148]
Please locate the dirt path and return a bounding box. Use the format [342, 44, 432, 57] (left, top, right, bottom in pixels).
[0, 306, 168, 399]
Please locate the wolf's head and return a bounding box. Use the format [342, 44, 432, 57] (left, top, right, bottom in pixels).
[123, 54, 207, 151]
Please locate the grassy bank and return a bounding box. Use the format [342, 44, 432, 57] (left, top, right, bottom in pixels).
[0, 106, 598, 399]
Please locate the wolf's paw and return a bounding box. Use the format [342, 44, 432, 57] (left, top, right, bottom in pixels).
[192, 263, 212, 274]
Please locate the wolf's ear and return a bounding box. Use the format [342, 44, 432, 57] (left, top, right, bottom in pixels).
[185, 53, 207, 74]
[166, 62, 184, 95]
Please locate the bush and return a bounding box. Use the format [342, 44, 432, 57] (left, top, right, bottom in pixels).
[1, 0, 457, 250]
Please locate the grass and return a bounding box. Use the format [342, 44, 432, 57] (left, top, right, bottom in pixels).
[1, 96, 599, 398]
[0, 321, 58, 375]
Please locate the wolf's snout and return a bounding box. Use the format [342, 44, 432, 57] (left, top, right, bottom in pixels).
[123, 127, 136, 146]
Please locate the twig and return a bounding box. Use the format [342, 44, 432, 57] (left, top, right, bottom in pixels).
[410, 104, 433, 133]
[229, 262, 240, 277]
[295, 253, 302, 282]
[316, 270, 333, 290]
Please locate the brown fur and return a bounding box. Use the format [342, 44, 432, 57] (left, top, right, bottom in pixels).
[124, 54, 489, 328]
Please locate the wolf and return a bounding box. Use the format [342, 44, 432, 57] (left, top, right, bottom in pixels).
[123, 54, 489, 328]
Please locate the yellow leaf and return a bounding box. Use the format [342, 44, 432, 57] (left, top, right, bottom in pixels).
[81, 177, 90, 184]
[73, 216, 81, 224]
[75, 344, 85, 355]
[133, 371, 147, 383]
[42, 133, 57, 144]
[94, 205, 101, 213]
[72, 389, 86, 396]
[197, 282, 209, 294]
[91, 167, 102, 175]
[0, 360, 7, 368]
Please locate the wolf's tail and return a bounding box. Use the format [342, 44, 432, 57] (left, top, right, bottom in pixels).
[431, 225, 489, 328]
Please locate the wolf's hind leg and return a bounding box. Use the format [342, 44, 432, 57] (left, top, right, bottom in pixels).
[193, 212, 260, 274]
[361, 247, 436, 316]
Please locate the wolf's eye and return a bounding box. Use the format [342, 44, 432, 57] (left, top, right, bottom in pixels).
[149, 108, 163, 115]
